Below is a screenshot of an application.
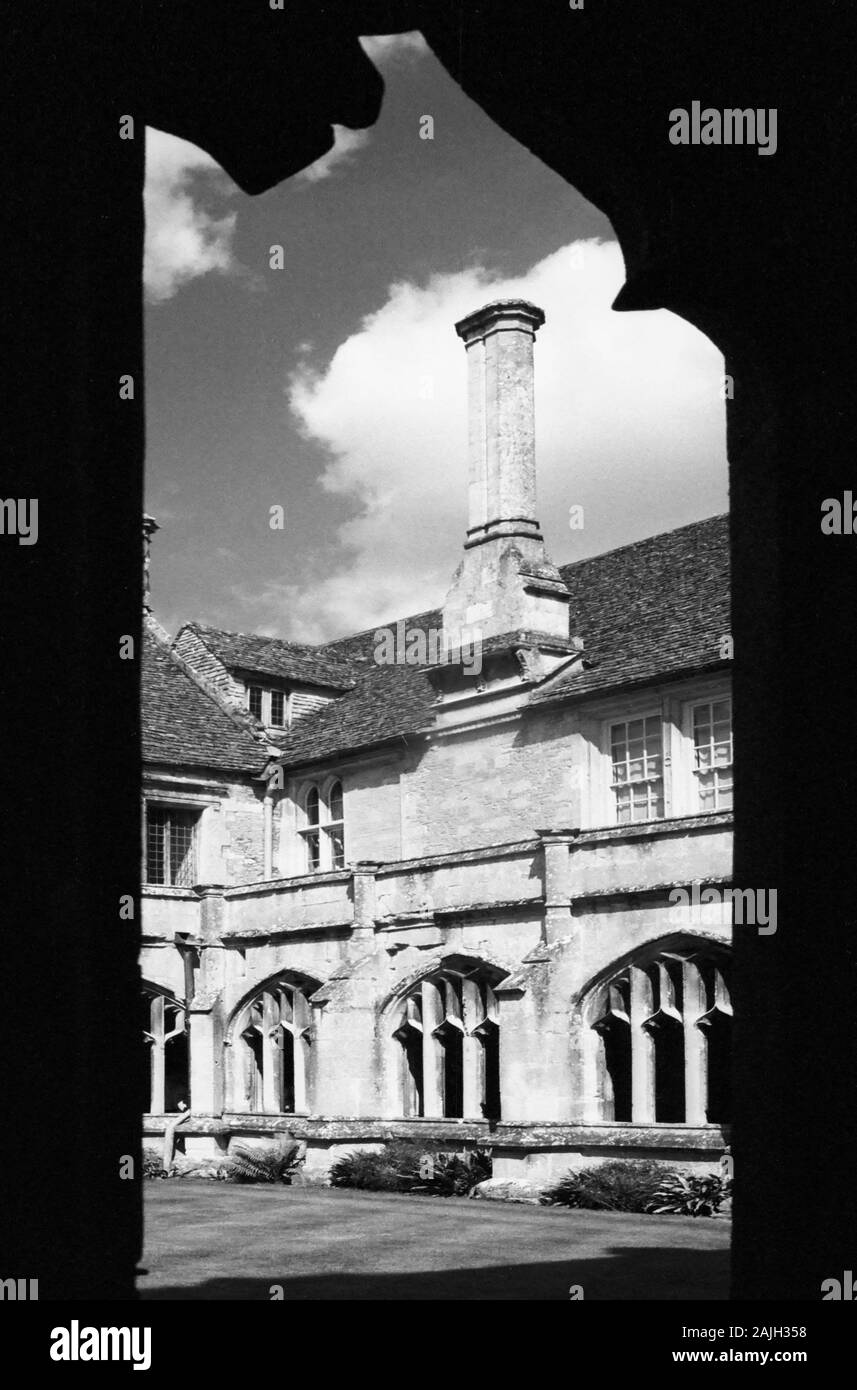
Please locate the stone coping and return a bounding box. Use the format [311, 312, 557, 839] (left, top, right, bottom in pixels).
[143, 1114, 728, 1150]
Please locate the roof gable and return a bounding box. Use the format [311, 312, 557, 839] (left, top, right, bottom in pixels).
[142, 621, 267, 772]
[175, 622, 356, 691]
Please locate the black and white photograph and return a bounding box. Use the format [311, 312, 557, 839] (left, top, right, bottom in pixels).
[2, 0, 856, 1356]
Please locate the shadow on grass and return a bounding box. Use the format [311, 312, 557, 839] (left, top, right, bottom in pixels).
[140, 1246, 730, 1300]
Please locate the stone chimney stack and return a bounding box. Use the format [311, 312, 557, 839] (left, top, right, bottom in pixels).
[442, 299, 570, 650]
[142, 514, 160, 613]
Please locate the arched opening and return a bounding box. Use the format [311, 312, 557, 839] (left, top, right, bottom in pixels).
[587, 943, 732, 1127]
[231, 976, 317, 1115]
[141, 985, 188, 1115]
[392, 959, 505, 1120]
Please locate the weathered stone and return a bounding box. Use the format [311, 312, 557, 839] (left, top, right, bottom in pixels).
[471, 1178, 544, 1204]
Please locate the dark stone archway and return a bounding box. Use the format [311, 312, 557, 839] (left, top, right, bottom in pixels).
[3, 0, 854, 1299]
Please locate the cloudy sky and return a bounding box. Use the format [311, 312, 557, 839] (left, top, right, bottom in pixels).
[144, 32, 728, 642]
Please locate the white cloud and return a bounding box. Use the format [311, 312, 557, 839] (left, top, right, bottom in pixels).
[251, 241, 728, 642]
[359, 32, 430, 65]
[296, 126, 371, 184]
[144, 128, 238, 302]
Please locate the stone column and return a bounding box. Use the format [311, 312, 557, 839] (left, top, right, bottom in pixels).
[682, 958, 707, 1126]
[629, 966, 656, 1123]
[461, 976, 483, 1119]
[421, 978, 444, 1117]
[188, 885, 226, 1118]
[351, 860, 380, 946]
[538, 828, 579, 944]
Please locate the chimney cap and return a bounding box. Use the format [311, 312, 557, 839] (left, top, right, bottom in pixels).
[455, 298, 545, 342]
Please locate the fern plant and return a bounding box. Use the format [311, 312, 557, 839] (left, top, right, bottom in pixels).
[226, 1143, 302, 1184]
[414, 1146, 493, 1197]
[329, 1140, 423, 1192]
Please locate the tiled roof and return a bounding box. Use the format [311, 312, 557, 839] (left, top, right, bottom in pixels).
[270, 515, 730, 770]
[142, 621, 267, 772]
[176, 622, 356, 690]
[320, 608, 442, 664]
[534, 512, 731, 704]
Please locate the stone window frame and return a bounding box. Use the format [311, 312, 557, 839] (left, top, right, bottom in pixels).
[225, 972, 320, 1116]
[296, 775, 345, 873]
[142, 788, 223, 887]
[390, 958, 504, 1121]
[143, 801, 201, 887]
[580, 938, 732, 1127]
[608, 712, 665, 825]
[142, 982, 189, 1115]
[245, 681, 291, 729]
[585, 680, 734, 828]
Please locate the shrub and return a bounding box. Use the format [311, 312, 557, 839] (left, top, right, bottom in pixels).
[541, 1159, 667, 1212]
[330, 1140, 492, 1195]
[413, 1146, 493, 1197]
[226, 1142, 303, 1185]
[330, 1140, 424, 1192]
[646, 1171, 731, 1217]
[142, 1147, 169, 1179]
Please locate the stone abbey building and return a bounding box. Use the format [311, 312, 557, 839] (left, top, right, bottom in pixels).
[141, 299, 732, 1183]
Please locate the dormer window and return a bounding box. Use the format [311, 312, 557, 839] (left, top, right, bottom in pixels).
[246, 683, 289, 729]
[248, 685, 264, 720]
[270, 690, 286, 727]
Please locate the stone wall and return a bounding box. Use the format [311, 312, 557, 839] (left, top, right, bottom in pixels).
[140, 818, 733, 1173]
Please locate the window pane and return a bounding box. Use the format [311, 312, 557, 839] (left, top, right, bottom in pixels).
[612, 717, 663, 824]
[644, 719, 661, 748]
[270, 690, 285, 726]
[611, 722, 626, 748]
[328, 780, 343, 823]
[169, 812, 197, 887]
[328, 827, 344, 869]
[306, 831, 320, 871]
[146, 808, 167, 884]
[248, 686, 263, 720]
[305, 786, 320, 826]
[693, 700, 733, 811]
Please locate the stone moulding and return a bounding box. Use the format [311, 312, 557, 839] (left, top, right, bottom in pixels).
[141, 1114, 728, 1151]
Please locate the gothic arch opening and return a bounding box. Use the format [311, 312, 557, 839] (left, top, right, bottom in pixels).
[584, 941, 732, 1127]
[391, 957, 506, 1121]
[228, 973, 320, 1115]
[141, 983, 189, 1115]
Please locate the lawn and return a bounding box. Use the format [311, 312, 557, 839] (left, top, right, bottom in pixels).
[140, 1182, 730, 1300]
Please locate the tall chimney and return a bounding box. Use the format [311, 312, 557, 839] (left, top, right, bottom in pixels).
[457, 299, 545, 545]
[442, 299, 570, 650]
[142, 514, 160, 613]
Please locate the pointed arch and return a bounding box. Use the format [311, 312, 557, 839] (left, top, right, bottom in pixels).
[226, 970, 321, 1115]
[387, 955, 508, 1121]
[579, 936, 731, 1126]
[141, 982, 188, 1115]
